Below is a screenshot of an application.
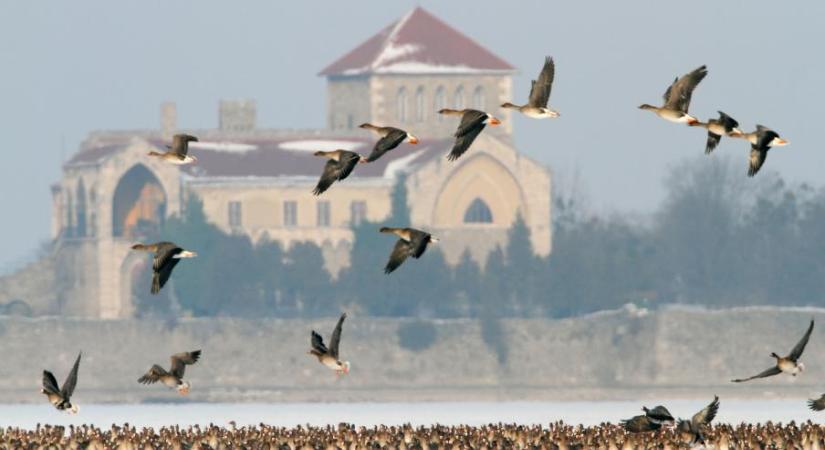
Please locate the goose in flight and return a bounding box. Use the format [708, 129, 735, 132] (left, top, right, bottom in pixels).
[379, 227, 439, 274]
[676, 396, 720, 445]
[309, 313, 350, 375]
[312, 150, 364, 195]
[138, 350, 201, 395]
[733, 125, 789, 177]
[501, 56, 559, 119]
[639, 65, 707, 125]
[643, 405, 675, 424]
[131, 242, 197, 294]
[438, 109, 500, 161]
[621, 414, 661, 433]
[732, 319, 813, 382]
[148, 134, 199, 165]
[808, 394, 825, 412]
[688, 111, 744, 154]
[41, 352, 81, 414]
[359, 124, 419, 162]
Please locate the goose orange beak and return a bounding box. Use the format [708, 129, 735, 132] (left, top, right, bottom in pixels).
[489, 117, 501, 126]
[774, 138, 789, 146]
[409, 137, 419, 144]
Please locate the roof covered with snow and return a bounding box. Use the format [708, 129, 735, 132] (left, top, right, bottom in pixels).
[65, 132, 453, 181]
[319, 7, 515, 76]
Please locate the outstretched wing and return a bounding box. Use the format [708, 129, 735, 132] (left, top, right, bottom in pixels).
[42, 370, 60, 395]
[705, 132, 722, 155]
[171, 134, 197, 157]
[329, 313, 347, 359]
[384, 239, 413, 274]
[170, 350, 201, 379]
[528, 56, 555, 107]
[408, 229, 431, 259]
[61, 352, 82, 399]
[311, 330, 329, 355]
[621, 415, 660, 433]
[367, 129, 406, 162]
[731, 366, 782, 383]
[691, 395, 719, 426]
[313, 160, 342, 196]
[717, 111, 739, 132]
[747, 146, 768, 178]
[663, 65, 707, 113]
[152, 256, 181, 295]
[809, 394, 825, 412]
[336, 152, 361, 181]
[789, 319, 814, 362]
[447, 124, 485, 161]
[138, 365, 168, 384]
[454, 110, 488, 138]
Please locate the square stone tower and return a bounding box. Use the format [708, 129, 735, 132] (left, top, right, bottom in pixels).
[319, 7, 516, 139]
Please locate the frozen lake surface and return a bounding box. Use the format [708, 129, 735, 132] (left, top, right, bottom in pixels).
[1, 400, 822, 429]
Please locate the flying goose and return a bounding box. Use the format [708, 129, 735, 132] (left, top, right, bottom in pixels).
[732, 319, 813, 382]
[501, 56, 559, 119]
[688, 111, 744, 154]
[643, 405, 675, 424]
[308, 313, 350, 375]
[676, 396, 720, 445]
[148, 134, 199, 165]
[808, 394, 825, 411]
[379, 227, 439, 274]
[41, 352, 81, 414]
[138, 350, 201, 395]
[438, 109, 500, 161]
[359, 124, 419, 162]
[639, 65, 707, 125]
[621, 414, 661, 433]
[312, 149, 364, 195]
[131, 242, 197, 294]
[732, 125, 789, 177]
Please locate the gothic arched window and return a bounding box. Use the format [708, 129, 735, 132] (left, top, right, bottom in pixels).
[464, 198, 493, 223]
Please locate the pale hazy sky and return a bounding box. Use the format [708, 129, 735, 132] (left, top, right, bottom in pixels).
[1, 1, 823, 271]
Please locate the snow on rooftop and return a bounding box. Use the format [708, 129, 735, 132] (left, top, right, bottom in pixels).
[383, 148, 427, 179]
[278, 140, 365, 153]
[190, 142, 258, 153]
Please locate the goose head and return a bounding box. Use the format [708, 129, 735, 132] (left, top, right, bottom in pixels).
[177, 381, 191, 396]
[638, 104, 656, 111]
[541, 108, 560, 118]
[771, 137, 789, 147]
[406, 133, 419, 145]
[485, 116, 501, 126]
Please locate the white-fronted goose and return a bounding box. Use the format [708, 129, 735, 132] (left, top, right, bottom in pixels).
[359, 124, 419, 162]
[41, 352, 81, 414]
[643, 405, 675, 424]
[148, 134, 199, 165]
[308, 313, 350, 375]
[312, 149, 364, 195]
[639, 65, 707, 124]
[621, 414, 661, 433]
[438, 109, 500, 161]
[676, 396, 719, 445]
[379, 226, 439, 274]
[138, 350, 201, 395]
[732, 319, 813, 382]
[131, 242, 197, 294]
[689, 111, 744, 154]
[501, 56, 559, 119]
[732, 125, 789, 177]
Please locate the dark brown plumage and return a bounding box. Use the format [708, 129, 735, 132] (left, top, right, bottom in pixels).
[732, 319, 813, 382]
[438, 109, 500, 161]
[379, 227, 439, 274]
[131, 242, 197, 294]
[138, 350, 201, 395]
[360, 124, 418, 162]
[41, 352, 81, 414]
[312, 150, 363, 195]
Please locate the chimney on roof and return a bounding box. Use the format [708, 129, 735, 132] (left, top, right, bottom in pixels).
[160, 102, 177, 136]
[219, 99, 256, 132]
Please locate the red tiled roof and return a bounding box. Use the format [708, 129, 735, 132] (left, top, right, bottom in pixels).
[319, 7, 515, 76]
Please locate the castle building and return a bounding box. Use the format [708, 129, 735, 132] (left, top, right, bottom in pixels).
[1, 7, 551, 319]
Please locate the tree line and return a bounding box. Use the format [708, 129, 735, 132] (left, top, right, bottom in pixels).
[135, 156, 825, 320]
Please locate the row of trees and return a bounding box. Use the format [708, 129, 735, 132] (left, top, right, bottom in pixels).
[136, 157, 825, 320]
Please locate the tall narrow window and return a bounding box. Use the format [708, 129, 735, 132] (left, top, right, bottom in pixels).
[415, 86, 425, 122]
[350, 200, 367, 226]
[397, 87, 408, 123]
[76, 179, 87, 238]
[454, 85, 465, 109]
[228, 201, 242, 227]
[463, 198, 493, 223]
[434, 86, 445, 122]
[317, 201, 330, 227]
[283, 201, 298, 227]
[473, 86, 486, 110]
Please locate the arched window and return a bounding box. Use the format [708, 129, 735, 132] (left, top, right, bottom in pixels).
[454, 85, 465, 109]
[463, 198, 493, 223]
[397, 87, 408, 123]
[434, 86, 446, 121]
[415, 86, 425, 122]
[473, 86, 485, 110]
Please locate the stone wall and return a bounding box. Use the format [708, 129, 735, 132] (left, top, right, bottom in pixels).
[0, 305, 822, 403]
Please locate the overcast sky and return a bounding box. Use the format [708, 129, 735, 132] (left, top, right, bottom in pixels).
[1, 1, 823, 271]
